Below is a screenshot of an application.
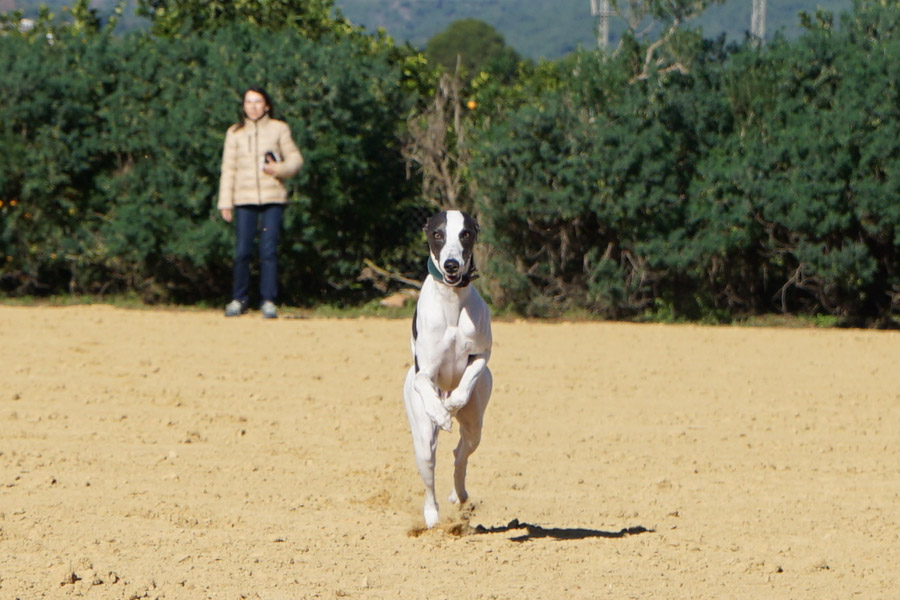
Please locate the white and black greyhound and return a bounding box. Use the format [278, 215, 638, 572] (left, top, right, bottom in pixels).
[403, 210, 493, 528]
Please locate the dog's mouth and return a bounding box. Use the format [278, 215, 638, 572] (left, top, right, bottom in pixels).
[443, 271, 463, 285]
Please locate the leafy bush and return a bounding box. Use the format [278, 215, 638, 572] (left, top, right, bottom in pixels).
[0, 20, 427, 303]
[473, 44, 723, 318]
[694, 1, 900, 322]
[471, 1, 900, 324]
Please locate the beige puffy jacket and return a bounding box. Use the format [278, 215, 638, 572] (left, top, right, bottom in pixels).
[217, 115, 304, 210]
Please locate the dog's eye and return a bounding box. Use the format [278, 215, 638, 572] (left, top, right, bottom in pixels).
[433, 231, 443, 240]
[460, 231, 472, 240]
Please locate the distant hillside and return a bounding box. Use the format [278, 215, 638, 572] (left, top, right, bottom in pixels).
[334, 0, 592, 58]
[335, 0, 854, 59]
[6, 0, 855, 59]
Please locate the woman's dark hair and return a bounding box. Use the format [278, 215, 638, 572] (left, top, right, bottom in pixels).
[233, 86, 275, 130]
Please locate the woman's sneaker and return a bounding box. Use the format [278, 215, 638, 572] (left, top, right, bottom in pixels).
[261, 301, 278, 319]
[225, 300, 247, 317]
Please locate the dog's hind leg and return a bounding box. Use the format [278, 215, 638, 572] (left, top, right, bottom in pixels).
[449, 367, 492, 506]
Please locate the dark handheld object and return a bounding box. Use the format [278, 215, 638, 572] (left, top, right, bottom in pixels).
[264, 151, 278, 163]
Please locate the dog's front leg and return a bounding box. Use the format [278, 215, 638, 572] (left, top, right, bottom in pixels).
[444, 352, 490, 413]
[413, 371, 453, 431]
[404, 367, 442, 527]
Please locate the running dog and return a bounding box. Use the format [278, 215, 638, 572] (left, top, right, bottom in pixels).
[403, 210, 493, 529]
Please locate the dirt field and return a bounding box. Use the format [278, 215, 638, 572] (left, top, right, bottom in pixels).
[1, 304, 898, 599]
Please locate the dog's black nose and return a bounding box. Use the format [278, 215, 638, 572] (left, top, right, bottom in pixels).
[443, 259, 459, 274]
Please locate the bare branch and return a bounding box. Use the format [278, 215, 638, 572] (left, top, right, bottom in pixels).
[361, 258, 422, 289]
[401, 63, 470, 211]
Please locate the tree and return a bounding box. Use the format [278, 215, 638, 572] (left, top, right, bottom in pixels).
[405, 18, 525, 216]
[402, 70, 470, 211]
[609, 0, 725, 80]
[136, 0, 352, 38]
[425, 18, 522, 82]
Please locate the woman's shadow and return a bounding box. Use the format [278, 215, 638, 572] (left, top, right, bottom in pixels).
[472, 519, 653, 543]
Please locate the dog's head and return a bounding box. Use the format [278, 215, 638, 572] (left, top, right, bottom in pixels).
[424, 210, 480, 287]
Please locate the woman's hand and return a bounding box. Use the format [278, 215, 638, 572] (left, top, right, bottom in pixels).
[220, 208, 233, 222]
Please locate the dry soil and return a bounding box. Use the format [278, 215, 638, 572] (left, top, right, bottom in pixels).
[1, 305, 898, 599]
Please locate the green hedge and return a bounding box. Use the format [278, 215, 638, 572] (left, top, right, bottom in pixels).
[0, 21, 425, 304]
[471, 1, 900, 324]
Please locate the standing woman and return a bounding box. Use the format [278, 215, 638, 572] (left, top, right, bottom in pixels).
[218, 86, 304, 318]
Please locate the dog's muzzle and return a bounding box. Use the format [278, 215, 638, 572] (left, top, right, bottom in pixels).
[428, 255, 479, 288]
[443, 259, 461, 284]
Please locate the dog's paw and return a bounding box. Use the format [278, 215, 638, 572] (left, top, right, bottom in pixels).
[425, 399, 453, 431]
[435, 412, 453, 432]
[424, 409, 452, 432]
[424, 505, 440, 529]
[449, 489, 468, 505]
[444, 390, 469, 413]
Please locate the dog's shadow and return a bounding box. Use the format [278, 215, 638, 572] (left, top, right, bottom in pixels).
[470, 518, 653, 543]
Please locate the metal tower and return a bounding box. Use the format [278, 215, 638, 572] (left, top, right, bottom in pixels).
[751, 0, 766, 43]
[590, 0, 614, 49]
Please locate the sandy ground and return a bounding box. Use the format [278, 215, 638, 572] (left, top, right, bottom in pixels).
[1, 304, 899, 599]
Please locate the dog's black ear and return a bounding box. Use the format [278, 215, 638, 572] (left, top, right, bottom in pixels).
[462, 212, 480, 235]
[424, 211, 447, 234]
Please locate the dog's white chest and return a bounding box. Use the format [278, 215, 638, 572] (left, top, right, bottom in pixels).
[434, 323, 475, 390]
[414, 279, 488, 393]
